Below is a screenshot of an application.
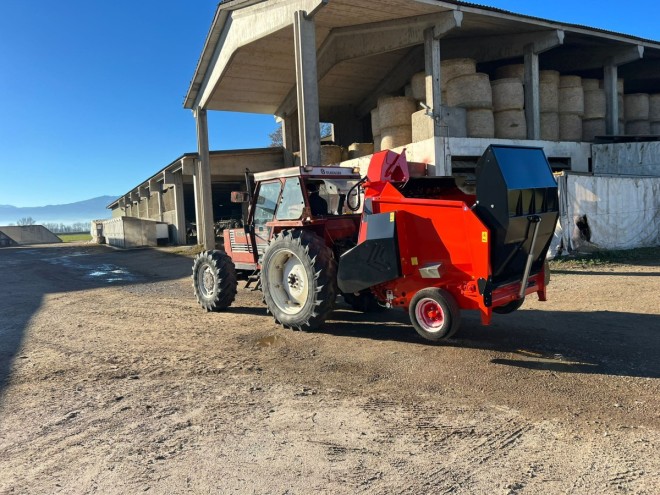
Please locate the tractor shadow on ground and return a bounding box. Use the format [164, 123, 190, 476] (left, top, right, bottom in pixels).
[320, 306, 660, 380]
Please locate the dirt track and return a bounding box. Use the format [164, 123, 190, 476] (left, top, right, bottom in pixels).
[0, 243, 658, 494]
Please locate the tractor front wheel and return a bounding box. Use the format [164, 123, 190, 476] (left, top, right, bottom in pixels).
[409, 288, 461, 342]
[192, 250, 238, 311]
[261, 230, 337, 330]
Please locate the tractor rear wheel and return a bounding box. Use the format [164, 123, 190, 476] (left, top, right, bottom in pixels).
[261, 230, 337, 330]
[409, 288, 461, 342]
[192, 250, 238, 311]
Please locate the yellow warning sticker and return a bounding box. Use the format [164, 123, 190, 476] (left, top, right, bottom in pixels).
[390, 212, 395, 222]
[482, 231, 488, 243]
[411, 257, 418, 266]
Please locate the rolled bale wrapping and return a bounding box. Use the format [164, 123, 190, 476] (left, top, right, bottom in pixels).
[441, 58, 476, 87]
[491, 78, 524, 111]
[625, 120, 651, 135]
[624, 93, 650, 121]
[380, 126, 413, 150]
[446, 73, 493, 109]
[559, 76, 584, 115]
[378, 96, 417, 127]
[320, 145, 342, 165]
[559, 114, 582, 141]
[466, 109, 494, 138]
[348, 143, 374, 159]
[411, 72, 426, 101]
[649, 94, 660, 122]
[494, 109, 527, 139]
[583, 89, 607, 119]
[495, 64, 525, 82]
[541, 112, 560, 141]
[582, 118, 606, 141]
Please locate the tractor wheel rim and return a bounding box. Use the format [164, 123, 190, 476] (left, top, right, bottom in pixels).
[268, 250, 308, 315]
[199, 266, 215, 297]
[415, 298, 445, 332]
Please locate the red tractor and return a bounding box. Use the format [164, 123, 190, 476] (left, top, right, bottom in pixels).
[192, 145, 558, 342]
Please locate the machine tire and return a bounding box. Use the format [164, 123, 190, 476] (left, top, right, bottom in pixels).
[409, 288, 461, 342]
[261, 230, 337, 330]
[192, 250, 238, 311]
[492, 298, 524, 314]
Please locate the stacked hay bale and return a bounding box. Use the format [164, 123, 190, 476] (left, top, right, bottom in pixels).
[348, 143, 374, 159]
[495, 63, 525, 81]
[540, 70, 560, 141]
[582, 79, 607, 141]
[378, 96, 417, 149]
[491, 78, 526, 139]
[624, 93, 650, 135]
[650, 94, 660, 134]
[558, 75, 584, 141]
[446, 61, 494, 138]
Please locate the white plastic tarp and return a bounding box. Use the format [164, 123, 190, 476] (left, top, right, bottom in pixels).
[552, 174, 660, 254]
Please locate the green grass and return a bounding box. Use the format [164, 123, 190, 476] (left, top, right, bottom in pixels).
[58, 233, 92, 242]
[550, 247, 660, 268]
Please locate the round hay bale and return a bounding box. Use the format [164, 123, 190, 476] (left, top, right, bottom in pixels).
[624, 93, 650, 121]
[491, 78, 524, 111]
[441, 58, 476, 86]
[540, 81, 559, 112]
[582, 118, 606, 141]
[495, 64, 525, 81]
[412, 109, 433, 142]
[404, 84, 413, 98]
[625, 120, 651, 135]
[583, 89, 606, 119]
[320, 145, 342, 165]
[348, 143, 374, 159]
[651, 121, 660, 134]
[540, 70, 560, 85]
[380, 125, 412, 149]
[373, 135, 381, 152]
[649, 94, 660, 122]
[559, 75, 582, 88]
[371, 108, 380, 136]
[582, 79, 600, 91]
[559, 86, 584, 115]
[446, 73, 493, 109]
[466, 109, 494, 138]
[378, 96, 416, 128]
[341, 147, 349, 162]
[559, 114, 582, 141]
[411, 72, 426, 101]
[494, 109, 527, 139]
[541, 112, 560, 141]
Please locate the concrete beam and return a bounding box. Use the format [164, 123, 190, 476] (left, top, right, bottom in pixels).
[148, 179, 162, 194]
[441, 29, 564, 62]
[543, 44, 643, 72]
[294, 10, 321, 166]
[130, 191, 139, 204]
[356, 46, 425, 117]
[195, 108, 216, 249]
[524, 44, 541, 140]
[138, 186, 149, 200]
[193, 0, 327, 110]
[181, 156, 196, 176]
[162, 170, 176, 186]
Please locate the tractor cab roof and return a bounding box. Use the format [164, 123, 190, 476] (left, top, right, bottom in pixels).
[254, 165, 361, 182]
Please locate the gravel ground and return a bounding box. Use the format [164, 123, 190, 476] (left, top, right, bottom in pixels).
[0, 243, 658, 494]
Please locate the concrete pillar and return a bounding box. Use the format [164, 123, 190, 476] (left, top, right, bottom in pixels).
[424, 28, 444, 176]
[149, 179, 163, 222]
[604, 62, 620, 135]
[172, 173, 187, 245]
[524, 44, 541, 140]
[293, 10, 321, 167]
[194, 108, 215, 250]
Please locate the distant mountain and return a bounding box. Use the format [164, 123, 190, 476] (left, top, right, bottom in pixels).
[0, 196, 117, 226]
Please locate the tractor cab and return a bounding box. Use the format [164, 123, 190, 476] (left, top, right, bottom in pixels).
[224, 165, 362, 271]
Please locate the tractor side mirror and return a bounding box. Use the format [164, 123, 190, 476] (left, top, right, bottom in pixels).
[231, 191, 249, 203]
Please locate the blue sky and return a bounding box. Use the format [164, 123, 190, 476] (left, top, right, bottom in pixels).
[0, 1, 657, 207]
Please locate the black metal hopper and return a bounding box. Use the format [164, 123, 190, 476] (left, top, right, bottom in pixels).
[474, 145, 559, 284]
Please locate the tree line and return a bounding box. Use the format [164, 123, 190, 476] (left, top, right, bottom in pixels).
[8, 217, 90, 233]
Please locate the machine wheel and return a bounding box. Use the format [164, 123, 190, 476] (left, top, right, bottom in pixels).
[261, 230, 337, 330]
[192, 250, 238, 311]
[492, 298, 524, 314]
[409, 288, 461, 342]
